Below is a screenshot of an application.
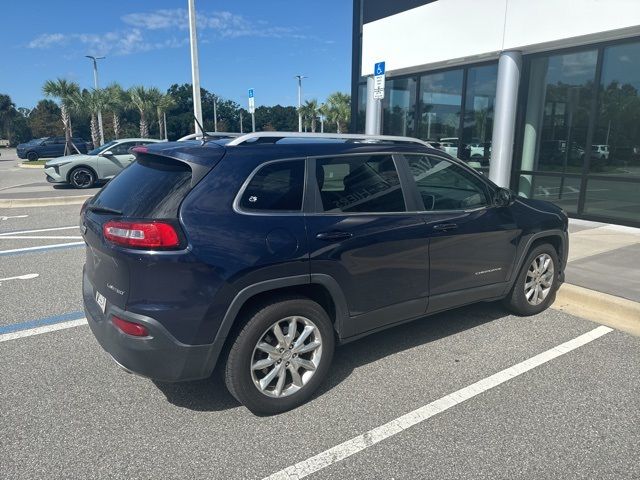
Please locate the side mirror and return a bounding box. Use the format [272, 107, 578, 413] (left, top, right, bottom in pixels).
[101, 150, 114, 156]
[494, 187, 514, 207]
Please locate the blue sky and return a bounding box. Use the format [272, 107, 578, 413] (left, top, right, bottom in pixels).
[0, 0, 353, 109]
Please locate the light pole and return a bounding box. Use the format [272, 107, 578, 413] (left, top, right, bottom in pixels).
[85, 55, 105, 145]
[295, 75, 307, 133]
[188, 0, 203, 135]
[213, 95, 218, 132]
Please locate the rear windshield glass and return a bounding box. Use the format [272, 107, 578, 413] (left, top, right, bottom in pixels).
[91, 156, 192, 218]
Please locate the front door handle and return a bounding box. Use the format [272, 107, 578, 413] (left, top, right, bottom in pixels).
[316, 231, 353, 241]
[433, 223, 458, 232]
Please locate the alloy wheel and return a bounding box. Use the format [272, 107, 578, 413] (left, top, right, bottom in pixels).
[250, 316, 323, 398]
[524, 253, 555, 306]
[71, 169, 93, 188]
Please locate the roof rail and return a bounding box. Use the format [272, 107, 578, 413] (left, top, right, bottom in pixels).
[177, 132, 241, 142]
[225, 132, 432, 148]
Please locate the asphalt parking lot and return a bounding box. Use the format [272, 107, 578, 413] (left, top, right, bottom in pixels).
[1, 204, 639, 480]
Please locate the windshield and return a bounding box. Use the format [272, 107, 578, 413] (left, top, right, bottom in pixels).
[88, 140, 118, 156]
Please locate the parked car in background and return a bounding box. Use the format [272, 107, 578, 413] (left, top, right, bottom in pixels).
[81, 132, 568, 414]
[17, 136, 92, 161]
[591, 144, 610, 160]
[44, 138, 161, 188]
[0, 139, 10, 147]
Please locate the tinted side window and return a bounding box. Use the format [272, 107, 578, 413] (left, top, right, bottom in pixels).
[110, 142, 135, 155]
[239, 160, 305, 211]
[406, 155, 488, 211]
[315, 155, 406, 213]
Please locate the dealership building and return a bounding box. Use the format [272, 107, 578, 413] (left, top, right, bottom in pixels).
[351, 0, 640, 226]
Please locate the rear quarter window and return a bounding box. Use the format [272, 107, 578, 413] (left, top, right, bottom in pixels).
[238, 160, 305, 212]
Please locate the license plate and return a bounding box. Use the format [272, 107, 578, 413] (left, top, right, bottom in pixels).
[95, 291, 106, 314]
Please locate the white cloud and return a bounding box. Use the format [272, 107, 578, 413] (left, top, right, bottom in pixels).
[121, 8, 307, 39]
[27, 8, 316, 57]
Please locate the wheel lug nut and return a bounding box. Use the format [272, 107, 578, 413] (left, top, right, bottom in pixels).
[279, 348, 284, 353]
[285, 362, 289, 367]
[277, 359, 282, 364]
[293, 353, 297, 357]
[289, 345, 293, 349]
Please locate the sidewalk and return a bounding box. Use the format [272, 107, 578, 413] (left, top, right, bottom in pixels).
[554, 219, 640, 336]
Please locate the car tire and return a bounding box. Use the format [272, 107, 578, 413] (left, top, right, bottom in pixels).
[27, 151, 38, 161]
[503, 243, 559, 316]
[224, 296, 335, 415]
[69, 167, 96, 189]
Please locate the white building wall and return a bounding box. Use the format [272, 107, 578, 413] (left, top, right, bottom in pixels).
[361, 0, 640, 76]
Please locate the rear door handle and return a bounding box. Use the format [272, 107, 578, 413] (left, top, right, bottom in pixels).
[433, 223, 458, 232]
[316, 231, 353, 241]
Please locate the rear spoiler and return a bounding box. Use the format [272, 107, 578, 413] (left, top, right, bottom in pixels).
[133, 143, 226, 188]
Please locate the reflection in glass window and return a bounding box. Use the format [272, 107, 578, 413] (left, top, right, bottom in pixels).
[583, 178, 640, 222]
[461, 64, 498, 169]
[416, 70, 463, 151]
[356, 83, 367, 134]
[383, 77, 417, 137]
[519, 174, 581, 214]
[593, 42, 640, 177]
[316, 156, 405, 213]
[406, 155, 488, 211]
[518, 50, 598, 199]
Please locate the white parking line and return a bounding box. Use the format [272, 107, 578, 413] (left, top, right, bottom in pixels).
[0, 318, 88, 342]
[0, 235, 83, 240]
[263, 326, 613, 480]
[0, 242, 84, 255]
[0, 273, 39, 284]
[0, 215, 29, 221]
[0, 225, 78, 236]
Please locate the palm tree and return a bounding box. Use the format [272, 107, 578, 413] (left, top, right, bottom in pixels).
[156, 94, 176, 140]
[104, 83, 129, 140]
[43, 78, 80, 154]
[129, 86, 161, 138]
[71, 89, 108, 148]
[325, 92, 351, 133]
[299, 99, 320, 133]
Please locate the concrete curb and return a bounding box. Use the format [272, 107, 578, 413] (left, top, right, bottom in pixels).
[0, 195, 91, 208]
[18, 163, 45, 169]
[553, 283, 640, 337]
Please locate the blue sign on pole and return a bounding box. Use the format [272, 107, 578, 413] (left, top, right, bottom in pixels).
[374, 61, 385, 76]
[248, 88, 254, 98]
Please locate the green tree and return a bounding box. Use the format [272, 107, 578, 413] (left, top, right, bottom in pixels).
[325, 92, 351, 133]
[299, 99, 320, 132]
[156, 93, 176, 140]
[42, 78, 80, 153]
[104, 83, 129, 140]
[0, 94, 17, 142]
[28, 100, 60, 138]
[128, 86, 161, 138]
[72, 88, 109, 147]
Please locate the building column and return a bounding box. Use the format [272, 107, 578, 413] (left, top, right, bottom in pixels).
[365, 76, 382, 135]
[489, 51, 522, 188]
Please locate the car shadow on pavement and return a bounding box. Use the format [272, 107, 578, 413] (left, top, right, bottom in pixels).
[153, 302, 510, 413]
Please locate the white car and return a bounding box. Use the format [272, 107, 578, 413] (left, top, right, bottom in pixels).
[43, 138, 161, 189]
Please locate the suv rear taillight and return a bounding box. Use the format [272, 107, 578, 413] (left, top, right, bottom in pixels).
[103, 221, 180, 249]
[112, 316, 149, 337]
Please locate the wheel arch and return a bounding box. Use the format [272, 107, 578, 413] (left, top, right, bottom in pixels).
[210, 275, 349, 370]
[508, 229, 568, 293]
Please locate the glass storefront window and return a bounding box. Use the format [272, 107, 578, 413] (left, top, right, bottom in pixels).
[592, 42, 640, 176]
[416, 70, 463, 153]
[383, 77, 417, 137]
[461, 64, 498, 169]
[356, 83, 367, 134]
[519, 174, 581, 214]
[583, 178, 640, 223]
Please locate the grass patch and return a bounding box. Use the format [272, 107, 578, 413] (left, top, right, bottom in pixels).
[22, 160, 48, 166]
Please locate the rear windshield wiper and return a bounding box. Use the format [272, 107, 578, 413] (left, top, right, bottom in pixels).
[86, 205, 123, 215]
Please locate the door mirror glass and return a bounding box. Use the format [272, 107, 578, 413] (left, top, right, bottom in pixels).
[494, 187, 513, 207]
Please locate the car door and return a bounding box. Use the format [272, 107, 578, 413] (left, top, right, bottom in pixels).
[305, 153, 429, 338]
[98, 141, 136, 179]
[400, 153, 521, 313]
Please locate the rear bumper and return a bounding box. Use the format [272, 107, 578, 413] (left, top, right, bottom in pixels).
[83, 270, 225, 382]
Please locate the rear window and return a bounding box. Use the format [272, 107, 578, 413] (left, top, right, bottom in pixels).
[90, 156, 192, 218]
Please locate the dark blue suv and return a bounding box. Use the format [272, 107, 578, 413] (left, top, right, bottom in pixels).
[81, 133, 568, 414]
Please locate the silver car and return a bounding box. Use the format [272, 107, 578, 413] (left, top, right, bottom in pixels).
[44, 138, 161, 189]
